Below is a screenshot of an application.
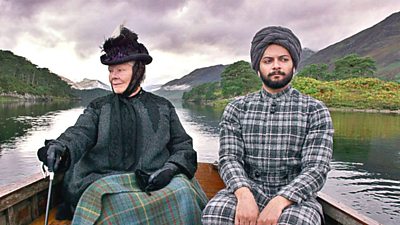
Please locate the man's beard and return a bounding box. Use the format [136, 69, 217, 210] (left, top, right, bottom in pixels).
[260, 69, 293, 90]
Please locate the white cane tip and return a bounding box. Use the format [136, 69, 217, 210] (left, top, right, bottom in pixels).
[49, 172, 54, 180]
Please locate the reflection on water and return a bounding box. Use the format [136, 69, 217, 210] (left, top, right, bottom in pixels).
[0, 101, 83, 186]
[179, 104, 400, 224]
[174, 100, 222, 163]
[323, 111, 400, 224]
[0, 101, 399, 224]
[323, 161, 400, 222]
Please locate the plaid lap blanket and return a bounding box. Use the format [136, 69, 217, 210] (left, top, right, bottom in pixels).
[72, 174, 208, 225]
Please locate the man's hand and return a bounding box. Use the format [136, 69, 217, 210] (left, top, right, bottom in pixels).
[257, 195, 293, 225]
[234, 187, 259, 225]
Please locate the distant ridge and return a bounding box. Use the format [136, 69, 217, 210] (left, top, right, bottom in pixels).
[160, 47, 313, 92]
[162, 64, 226, 90]
[0, 49, 111, 103]
[75, 78, 111, 91]
[300, 48, 316, 62]
[299, 12, 400, 81]
[60, 76, 111, 91]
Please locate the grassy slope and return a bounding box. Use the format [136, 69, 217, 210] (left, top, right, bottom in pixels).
[186, 77, 400, 111]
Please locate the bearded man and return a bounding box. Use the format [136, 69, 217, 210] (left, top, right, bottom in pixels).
[202, 26, 334, 225]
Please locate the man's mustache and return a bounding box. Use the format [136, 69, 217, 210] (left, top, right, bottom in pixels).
[268, 70, 286, 76]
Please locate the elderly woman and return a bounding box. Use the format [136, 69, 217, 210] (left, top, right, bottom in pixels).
[38, 26, 207, 224]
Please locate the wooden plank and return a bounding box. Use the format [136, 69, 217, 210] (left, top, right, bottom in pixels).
[28, 163, 223, 225]
[7, 200, 33, 225]
[0, 173, 62, 212]
[0, 173, 48, 212]
[0, 211, 7, 225]
[31, 194, 40, 220]
[195, 163, 384, 225]
[29, 163, 224, 225]
[21, 162, 383, 225]
[195, 162, 225, 199]
[0, 173, 45, 198]
[318, 192, 382, 225]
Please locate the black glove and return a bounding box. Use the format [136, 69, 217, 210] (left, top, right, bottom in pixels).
[145, 163, 180, 192]
[37, 141, 68, 172]
[135, 169, 151, 193]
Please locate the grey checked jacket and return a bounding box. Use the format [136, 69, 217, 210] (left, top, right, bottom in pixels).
[219, 86, 334, 205]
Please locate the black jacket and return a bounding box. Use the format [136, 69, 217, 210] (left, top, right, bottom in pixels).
[55, 91, 196, 206]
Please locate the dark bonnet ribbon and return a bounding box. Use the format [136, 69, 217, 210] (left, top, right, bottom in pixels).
[109, 95, 138, 170]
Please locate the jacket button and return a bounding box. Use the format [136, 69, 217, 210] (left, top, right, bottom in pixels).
[254, 171, 260, 178]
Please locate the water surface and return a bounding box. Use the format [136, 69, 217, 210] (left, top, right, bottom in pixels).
[0, 101, 399, 224]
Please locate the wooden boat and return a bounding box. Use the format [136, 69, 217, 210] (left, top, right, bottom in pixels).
[0, 162, 382, 225]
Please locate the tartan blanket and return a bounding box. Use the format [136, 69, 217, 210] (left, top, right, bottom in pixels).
[71, 174, 208, 225]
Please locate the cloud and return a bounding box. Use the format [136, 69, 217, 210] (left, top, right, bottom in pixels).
[0, 0, 399, 86]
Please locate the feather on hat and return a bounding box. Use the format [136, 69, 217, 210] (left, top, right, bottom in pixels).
[100, 25, 152, 65]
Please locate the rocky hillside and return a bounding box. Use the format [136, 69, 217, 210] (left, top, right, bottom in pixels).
[300, 48, 315, 62]
[157, 47, 316, 100]
[58, 76, 111, 103]
[74, 78, 110, 90]
[299, 12, 400, 81]
[60, 76, 111, 91]
[160, 47, 314, 92]
[0, 49, 110, 102]
[0, 50, 73, 98]
[162, 64, 226, 90]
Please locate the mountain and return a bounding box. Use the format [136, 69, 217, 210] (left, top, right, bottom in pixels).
[0, 49, 111, 102]
[153, 64, 226, 101]
[299, 12, 400, 81]
[0, 50, 74, 98]
[143, 84, 162, 92]
[76, 78, 110, 90]
[71, 88, 111, 106]
[161, 64, 227, 90]
[58, 76, 111, 103]
[157, 48, 312, 100]
[159, 46, 312, 92]
[300, 48, 316, 62]
[60, 76, 111, 91]
[59, 76, 75, 86]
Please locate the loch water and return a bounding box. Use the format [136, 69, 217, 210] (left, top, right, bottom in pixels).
[0, 100, 399, 224]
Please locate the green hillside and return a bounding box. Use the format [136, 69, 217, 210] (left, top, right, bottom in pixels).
[299, 12, 400, 82]
[183, 60, 400, 111]
[0, 50, 73, 99]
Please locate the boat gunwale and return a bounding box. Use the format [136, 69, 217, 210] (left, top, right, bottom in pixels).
[318, 192, 382, 225]
[0, 163, 383, 225]
[0, 172, 50, 212]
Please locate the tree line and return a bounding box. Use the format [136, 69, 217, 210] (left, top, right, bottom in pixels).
[0, 50, 73, 98]
[297, 54, 377, 80]
[183, 54, 400, 110]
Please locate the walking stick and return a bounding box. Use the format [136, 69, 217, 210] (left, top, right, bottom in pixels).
[44, 172, 54, 225]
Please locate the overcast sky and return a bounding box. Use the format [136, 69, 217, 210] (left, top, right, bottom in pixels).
[1, 0, 399, 87]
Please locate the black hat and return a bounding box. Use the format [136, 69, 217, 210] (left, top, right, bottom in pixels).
[100, 26, 152, 65]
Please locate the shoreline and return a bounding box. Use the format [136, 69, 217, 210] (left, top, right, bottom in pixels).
[3, 92, 400, 115]
[0, 92, 77, 102]
[184, 100, 400, 115]
[0, 92, 52, 102]
[328, 107, 400, 114]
